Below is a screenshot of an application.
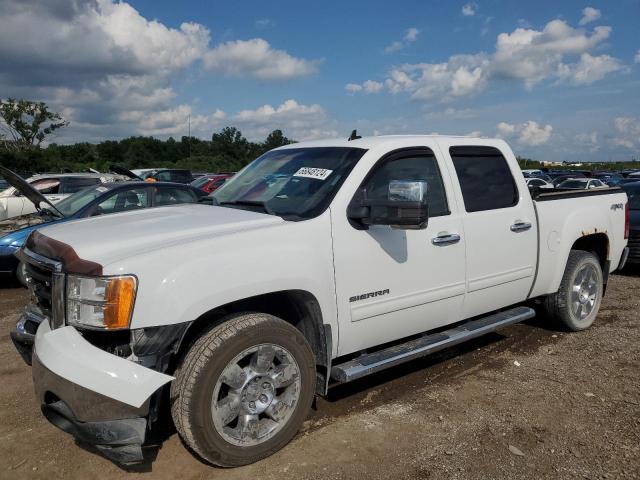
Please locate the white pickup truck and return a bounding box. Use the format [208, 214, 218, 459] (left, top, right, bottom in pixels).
[12, 135, 629, 466]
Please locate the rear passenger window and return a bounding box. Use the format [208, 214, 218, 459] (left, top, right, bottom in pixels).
[450, 146, 518, 212]
[155, 187, 196, 206]
[62, 177, 100, 194]
[362, 151, 449, 217]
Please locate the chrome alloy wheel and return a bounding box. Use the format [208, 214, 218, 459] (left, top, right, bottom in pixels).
[571, 263, 599, 321]
[211, 344, 301, 447]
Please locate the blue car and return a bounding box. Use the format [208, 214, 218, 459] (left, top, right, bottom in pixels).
[0, 167, 206, 284]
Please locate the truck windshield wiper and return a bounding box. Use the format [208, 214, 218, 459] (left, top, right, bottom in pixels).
[218, 200, 277, 216]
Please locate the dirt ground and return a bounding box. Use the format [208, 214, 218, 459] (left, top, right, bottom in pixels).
[1, 271, 639, 480]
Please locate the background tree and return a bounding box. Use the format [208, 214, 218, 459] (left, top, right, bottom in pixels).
[262, 129, 293, 152]
[0, 99, 69, 151]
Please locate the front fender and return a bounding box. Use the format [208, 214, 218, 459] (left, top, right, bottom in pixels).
[106, 212, 338, 353]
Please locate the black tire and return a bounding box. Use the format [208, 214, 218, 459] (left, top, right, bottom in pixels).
[170, 312, 316, 467]
[15, 261, 28, 288]
[543, 250, 603, 331]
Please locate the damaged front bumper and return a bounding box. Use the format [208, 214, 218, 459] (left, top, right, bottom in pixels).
[32, 320, 174, 464]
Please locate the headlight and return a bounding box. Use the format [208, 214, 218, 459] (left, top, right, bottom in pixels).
[66, 274, 137, 330]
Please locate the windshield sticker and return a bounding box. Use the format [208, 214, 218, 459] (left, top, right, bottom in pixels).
[96, 186, 108, 192]
[293, 167, 333, 180]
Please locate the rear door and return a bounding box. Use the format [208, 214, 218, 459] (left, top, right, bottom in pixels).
[439, 142, 537, 318]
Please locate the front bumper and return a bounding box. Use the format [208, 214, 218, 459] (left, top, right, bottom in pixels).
[33, 353, 149, 463]
[31, 320, 174, 464]
[10, 305, 44, 365]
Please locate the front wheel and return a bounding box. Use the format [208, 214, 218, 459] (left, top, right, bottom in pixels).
[543, 250, 603, 331]
[171, 312, 316, 467]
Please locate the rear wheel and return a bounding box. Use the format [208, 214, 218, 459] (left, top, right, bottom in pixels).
[543, 250, 603, 331]
[171, 312, 316, 467]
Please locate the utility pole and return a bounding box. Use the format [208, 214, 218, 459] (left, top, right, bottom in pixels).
[188, 114, 191, 158]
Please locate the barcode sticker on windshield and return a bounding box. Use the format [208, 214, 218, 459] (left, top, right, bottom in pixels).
[293, 167, 333, 180]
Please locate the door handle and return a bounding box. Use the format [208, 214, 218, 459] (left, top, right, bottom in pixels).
[510, 221, 532, 232]
[431, 233, 461, 246]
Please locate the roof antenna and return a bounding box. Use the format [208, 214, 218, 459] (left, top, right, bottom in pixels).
[348, 129, 361, 141]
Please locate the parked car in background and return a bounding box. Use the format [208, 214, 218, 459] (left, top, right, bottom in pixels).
[557, 178, 607, 190]
[551, 174, 585, 187]
[148, 169, 193, 183]
[0, 168, 206, 285]
[522, 169, 543, 176]
[618, 178, 640, 186]
[593, 172, 624, 186]
[621, 182, 640, 266]
[191, 173, 235, 194]
[525, 177, 554, 189]
[0, 172, 127, 221]
[131, 168, 163, 179]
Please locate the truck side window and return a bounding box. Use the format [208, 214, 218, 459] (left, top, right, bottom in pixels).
[62, 177, 101, 194]
[450, 146, 518, 212]
[363, 152, 449, 217]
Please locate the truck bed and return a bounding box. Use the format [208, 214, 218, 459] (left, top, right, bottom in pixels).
[528, 186, 627, 299]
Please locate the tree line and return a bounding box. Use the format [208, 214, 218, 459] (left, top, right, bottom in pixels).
[1, 98, 639, 176]
[0, 98, 293, 175]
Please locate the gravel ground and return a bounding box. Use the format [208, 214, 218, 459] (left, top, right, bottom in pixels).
[1, 270, 638, 479]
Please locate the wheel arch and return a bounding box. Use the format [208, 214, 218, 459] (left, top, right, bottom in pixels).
[171, 289, 332, 395]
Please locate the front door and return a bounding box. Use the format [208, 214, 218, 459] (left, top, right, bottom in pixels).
[331, 146, 467, 356]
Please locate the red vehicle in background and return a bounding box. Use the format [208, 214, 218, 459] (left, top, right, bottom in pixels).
[190, 173, 235, 194]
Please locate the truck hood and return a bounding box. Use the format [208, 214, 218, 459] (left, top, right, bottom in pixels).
[37, 204, 284, 267]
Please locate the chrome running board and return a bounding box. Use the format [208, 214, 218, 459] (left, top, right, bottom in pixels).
[330, 306, 535, 383]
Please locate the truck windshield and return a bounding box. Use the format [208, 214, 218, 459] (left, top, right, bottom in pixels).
[211, 147, 366, 220]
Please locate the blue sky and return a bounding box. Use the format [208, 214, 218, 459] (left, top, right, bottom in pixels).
[0, 0, 639, 161]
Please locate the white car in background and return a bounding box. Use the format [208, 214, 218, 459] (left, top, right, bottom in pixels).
[525, 177, 554, 189]
[0, 172, 127, 221]
[557, 178, 607, 190]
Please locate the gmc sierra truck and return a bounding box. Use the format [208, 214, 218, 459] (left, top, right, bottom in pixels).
[11, 136, 629, 466]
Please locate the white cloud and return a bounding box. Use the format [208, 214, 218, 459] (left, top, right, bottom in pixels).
[345, 80, 384, 94]
[255, 18, 273, 29]
[559, 53, 622, 85]
[351, 17, 621, 101]
[611, 117, 640, 150]
[0, 1, 322, 142]
[579, 7, 601, 26]
[575, 131, 599, 152]
[384, 27, 420, 53]
[203, 38, 319, 80]
[497, 122, 516, 136]
[462, 2, 478, 16]
[492, 20, 613, 88]
[232, 99, 337, 141]
[635, 50, 640, 63]
[384, 53, 490, 100]
[404, 27, 420, 42]
[496, 120, 553, 146]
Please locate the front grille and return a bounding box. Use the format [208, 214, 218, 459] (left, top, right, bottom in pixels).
[18, 248, 64, 329]
[628, 233, 640, 263]
[25, 261, 54, 317]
